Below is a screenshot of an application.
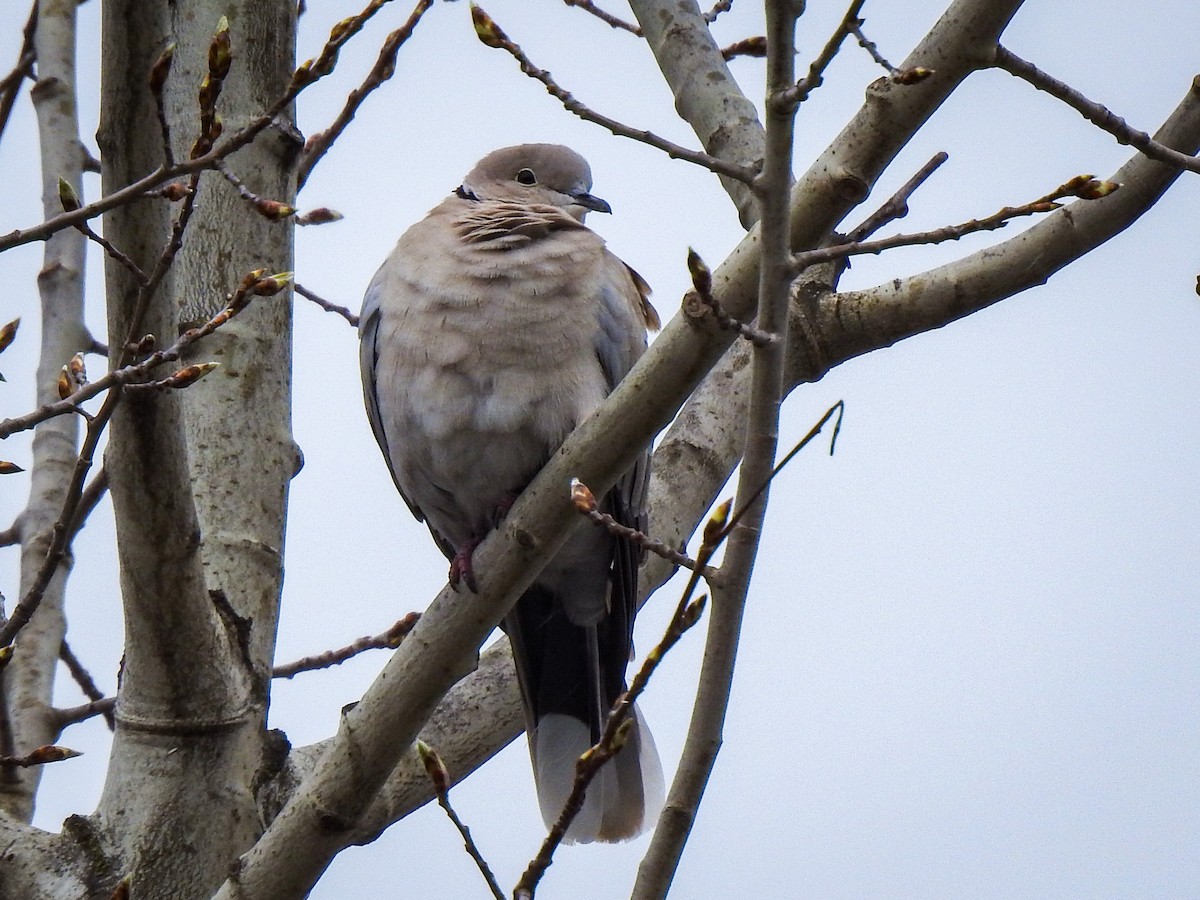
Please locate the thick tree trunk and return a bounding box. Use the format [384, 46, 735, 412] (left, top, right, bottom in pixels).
[94, 2, 296, 896]
[2, 0, 89, 824]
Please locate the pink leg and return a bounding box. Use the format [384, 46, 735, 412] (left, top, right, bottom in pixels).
[449, 537, 482, 593]
[449, 493, 521, 592]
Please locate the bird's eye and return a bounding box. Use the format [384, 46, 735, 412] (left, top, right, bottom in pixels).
[515, 168, 537, 185]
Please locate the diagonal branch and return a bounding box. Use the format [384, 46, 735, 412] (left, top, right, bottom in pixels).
[0, 0, 397, 255]
[297, 0, 434, 189]
[632, 0, 799, 891]
[561, 0, 641, 35]
[0, 2, 37, 146]
[470, 4, 756, 184]
[630, 0, 765, 226]
[994, 47, 1200, 175]
[782, 0, 866, 106]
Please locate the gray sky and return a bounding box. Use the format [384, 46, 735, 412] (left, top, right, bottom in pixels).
[2, 1, 1199, 897]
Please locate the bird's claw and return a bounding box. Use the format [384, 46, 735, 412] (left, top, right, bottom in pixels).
[449, 540, 481, 593]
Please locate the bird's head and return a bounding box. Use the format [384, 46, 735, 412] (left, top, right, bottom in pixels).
[457, 143, 612, 222]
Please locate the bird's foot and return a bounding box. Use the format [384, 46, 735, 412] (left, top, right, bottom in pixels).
[449, 539, 482, 593]
[490, 491, 520, 529]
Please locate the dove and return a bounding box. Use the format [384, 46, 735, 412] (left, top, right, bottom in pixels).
[359, 144, 664, 842]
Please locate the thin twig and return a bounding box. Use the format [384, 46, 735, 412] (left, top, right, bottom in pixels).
[0, 745, 80, 768]
[59, 642, 115, 730]
[682, 249, 773, 346]
[299, 0, 437, 187]
[56, 614, 421, 728]
[71, 218, 150, 286]
[0, 2, 37, 147]
[0, 0, 395, 254]
[417, 742, 505, 900]
[724, 402, 845, 535]
[782, 0, 865, 106]
[569, 480, 719, 580]
[294, 282, 359, 327]
[561, 0, 641, 35]
[272, 614, 419, 679]
[850, 19, 893, 72]
[994, 45, 1200, 175]
[790, 173, 1120, 276]
[843, 151, 949, 244]
[215, 159, 296, 221]
[470, 5, 757, 184]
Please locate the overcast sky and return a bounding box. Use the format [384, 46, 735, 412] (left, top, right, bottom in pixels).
[2, 1, 1199, 897]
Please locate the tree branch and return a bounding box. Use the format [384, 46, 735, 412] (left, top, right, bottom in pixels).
[994, 46, 1200, 175]
[0, 1, 37, 147]
[297, 0, 434, 189]
[470, 4, 757, 184]
[630, 0, 765, 226]
[2, 0, 87, 823]
[633, 0, 799, 891]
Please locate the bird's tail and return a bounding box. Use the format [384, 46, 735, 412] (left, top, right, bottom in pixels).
[533, 703, 664, 843]
[506, 583, 665, 843]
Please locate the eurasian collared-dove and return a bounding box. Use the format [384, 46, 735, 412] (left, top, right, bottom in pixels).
[359, 144, 664, 843]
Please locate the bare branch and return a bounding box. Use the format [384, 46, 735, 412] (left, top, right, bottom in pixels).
[272, 614, 420, 679]
[994, 46, 1200, 175]
[294, 282, 360, 327]
[58, 642, 115, 731]
[782, 0, 866, 106]
[417, 742, 505, 900]
[70, 217, 150, 286]
[630, 0, 765, 226]
[5, 0, 88, 820]
[634, 2, 801, 893]
[825, 77, 1200, 374]
[0, 2, 37, 146]
[843, 150, 949, 243]
[561, 0, 641, 35]
[470, 4, 755, 184]
[298, 0, 434, 188]
[53, 697, 115, 729]
[1, 0, 396, 255]
[792, 173, 1118, 275]
[850, 18, 895, 73]
[570, 479, 718, 580]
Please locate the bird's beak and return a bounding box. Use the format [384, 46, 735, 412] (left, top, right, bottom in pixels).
[570, 191, 612, 215]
